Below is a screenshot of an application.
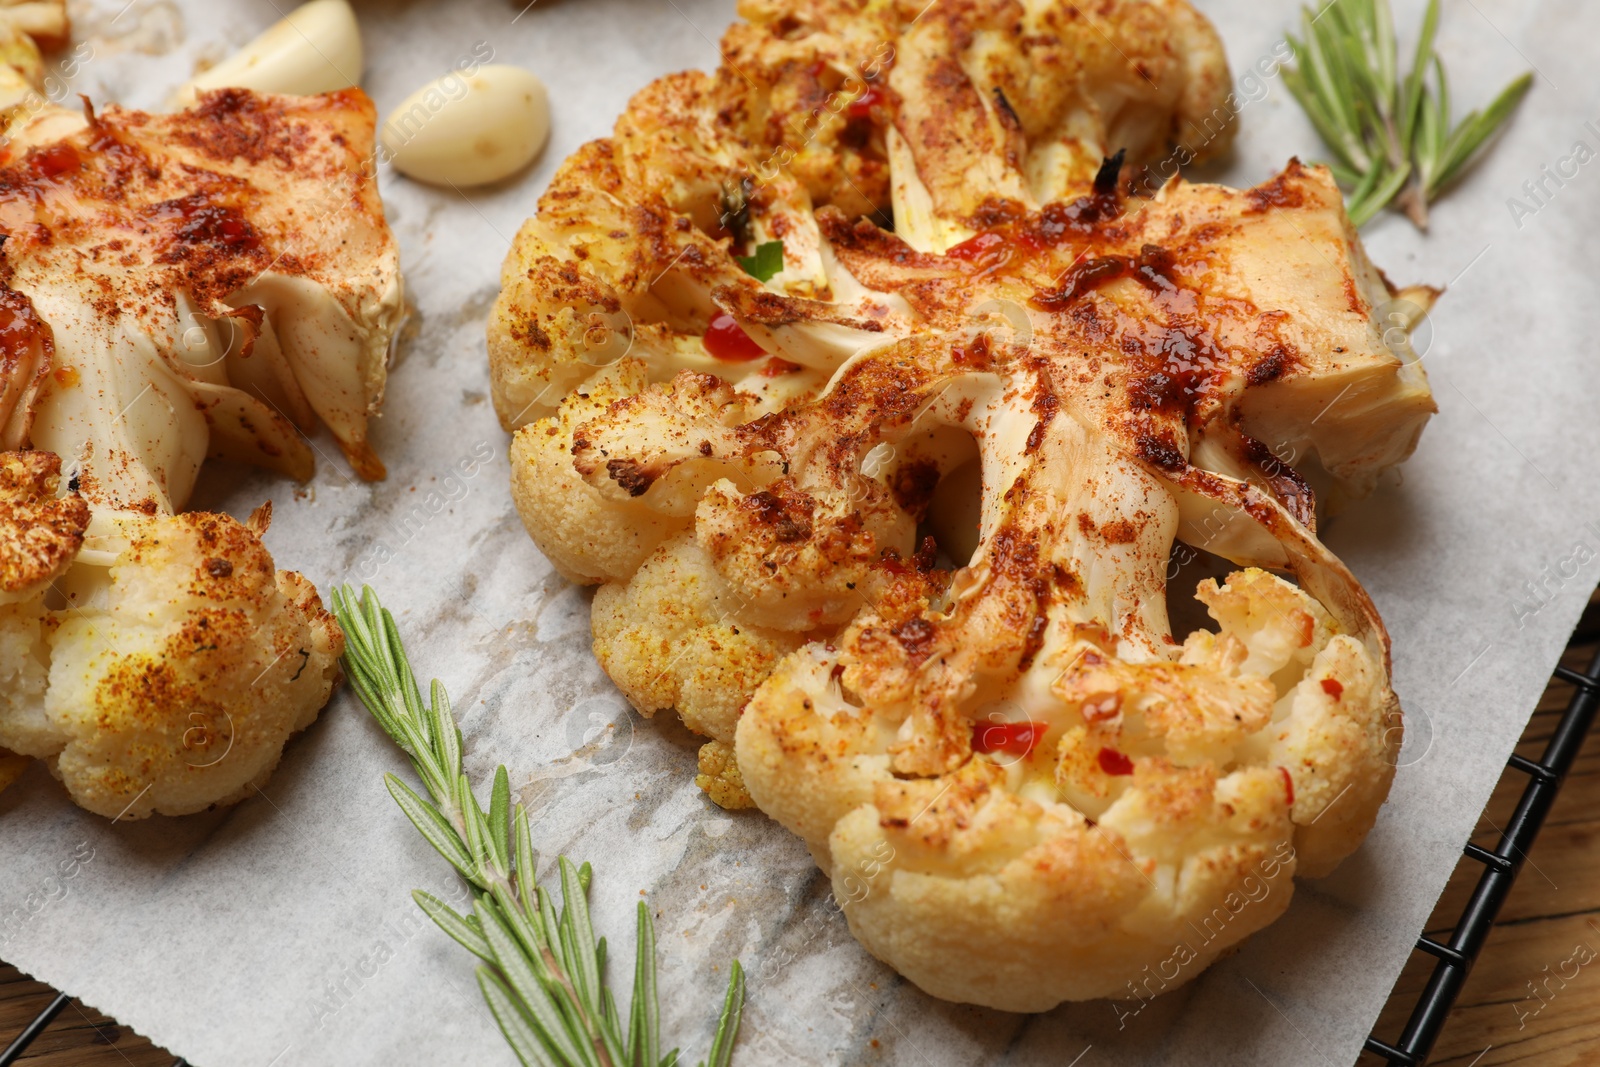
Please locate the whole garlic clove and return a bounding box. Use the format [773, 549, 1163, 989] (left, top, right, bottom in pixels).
[169, 0, 362, 108]
[380, 65, 549, 188]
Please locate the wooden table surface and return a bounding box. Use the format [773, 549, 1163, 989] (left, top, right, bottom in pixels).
[7, 598, 1600, 1067]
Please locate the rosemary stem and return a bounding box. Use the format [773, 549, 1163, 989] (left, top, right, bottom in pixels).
[1287, 0, 1527, 229]
[331, 585, 745, 1067]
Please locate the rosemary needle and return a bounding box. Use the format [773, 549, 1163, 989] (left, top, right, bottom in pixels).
[331, 585, 745, 1067]
[1284, 0, 1531, 229]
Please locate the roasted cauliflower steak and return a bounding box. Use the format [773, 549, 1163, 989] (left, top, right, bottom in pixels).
[0, 48, 403, 817]
[491, 0, 1435, 1011]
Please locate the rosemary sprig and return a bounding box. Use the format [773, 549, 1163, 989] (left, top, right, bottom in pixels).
[1284, 0, 1531, 229]
[330, 585, 745, 1067]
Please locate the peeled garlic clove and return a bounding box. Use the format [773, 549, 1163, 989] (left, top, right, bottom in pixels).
[381, 65, 549, 188]
[169, 0, 362, 108]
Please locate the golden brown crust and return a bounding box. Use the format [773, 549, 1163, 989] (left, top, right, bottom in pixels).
[696, 738, 756, 809]
[47, 509, 344, 820]
[0, 449, 84, 596]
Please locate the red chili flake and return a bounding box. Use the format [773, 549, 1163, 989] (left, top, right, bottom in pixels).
[1320, 678, 1344, 700]
[1081, 691, 1122, 723]
[847, 84, 886, 120]
[829, 662, 846, 682]
[703, 312, 766, 361]
[972, 721, 1048, 758]
[1296, 611, 1315, 648]
[1097, 746, 1134, 776]
[1279, 766, 1295, 806]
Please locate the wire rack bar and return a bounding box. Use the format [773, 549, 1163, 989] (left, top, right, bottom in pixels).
[0, 993, 66, 1067]
[1363, 638, 1600, 1064]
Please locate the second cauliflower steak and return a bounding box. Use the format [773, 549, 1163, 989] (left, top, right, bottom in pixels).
[0, 67, 403, 818]
[491, 0, 1435, 1010]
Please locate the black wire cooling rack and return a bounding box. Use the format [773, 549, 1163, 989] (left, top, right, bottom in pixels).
[4, 605, 1598, 1067]
[1362, 613, 1600, 1065]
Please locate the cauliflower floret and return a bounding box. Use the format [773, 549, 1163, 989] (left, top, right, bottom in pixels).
[695, 738, 755, 810]
[0, 602, 49, 755]
[487, 137, 831, 433]
[592, 533, 803, 746]
[0, 456, 346, 819]
[830, 760, 1293, 1010]
[886, 0, 1235, 251]
[509, 360, 688, 584]
[0, 451, 86, 759]
[739, 568, 1392, 1008]
[1266, 633, 1396, 876]
[43, 507, 341, 819]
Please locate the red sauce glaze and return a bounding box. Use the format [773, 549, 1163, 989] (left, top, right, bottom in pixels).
[939, 187, 1127, 275]
[1279, 766, 1296, 806]
[703, 313, 766, 361]
[1320, 678, 1344, 699]
[32, 143, 81, 179]
[948, 230, 1008, 264]
[1032, 243, 1176, 312]
[165, 196, 260, 253]
[972, 721, 1049, 758]
[877, 549, 913, 576]
[761, 357, 803, 376]
[0, 288, 50, 370]
[1097, 746, 1135, 776]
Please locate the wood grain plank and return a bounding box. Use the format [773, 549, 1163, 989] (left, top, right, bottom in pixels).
[0, 962, 174, 1065]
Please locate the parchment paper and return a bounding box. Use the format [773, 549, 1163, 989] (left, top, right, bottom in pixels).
[2, 0, 1596, 1063]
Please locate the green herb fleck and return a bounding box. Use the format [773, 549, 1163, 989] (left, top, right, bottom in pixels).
[736, 240, 785, 282]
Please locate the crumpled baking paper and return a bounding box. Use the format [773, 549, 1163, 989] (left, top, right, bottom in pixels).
[2, 0, 1595, 1063]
